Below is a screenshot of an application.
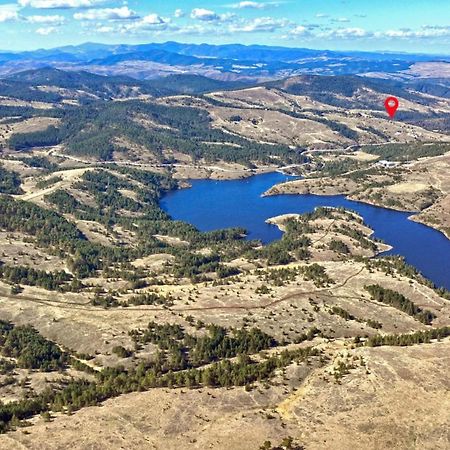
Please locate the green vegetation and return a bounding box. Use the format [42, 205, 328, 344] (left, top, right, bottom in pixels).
[131, 323, 277, 368]
[0, 263, 73, 291]
[0, 319, 320, 433]
[126, 292, 174, 307]
[312, 158, 364, 178]
[301, 264, 334, 287]
[0, 321, 67, 371]
[9, 125, 61, 150]
[35, 175, 62, 189]
[9, 100, 305, 165]
[337, 225, 377, 251]
[364, 256, 450, 298]
[329, 239, 350, 254]
[0, 165, 22, 194]
[19, 156, 57, 171]
[262, 267, 299, 286]
[330, 306, 355, 321]
[366, 326, 450, 347]
[112, 346, 132, 358]
[363, 142, 450, 162]
[329, 306, 382, 329]
[365, 285, 435, 325]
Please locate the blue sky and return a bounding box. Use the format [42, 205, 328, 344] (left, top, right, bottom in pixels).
[0, 0, 449, 53]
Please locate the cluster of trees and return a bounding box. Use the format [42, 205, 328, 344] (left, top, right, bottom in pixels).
[364, 142, 450, 162]
[364, 256, 450, 299]
[0, 196, 134, 279]
[365, 284, 435, 325]
[256, 218, 314, 265]
[0, 321, 67, 371]
[46, 168, 176, 231]
[0, 105, 43, 121]
[0, 319, 319, 433]
[19, 156, 57, 171]
[330, 306, 355, 321]
[9, 125, 61, 150]
[132, 322, 277, 369]
[0, 196, 84, 247]
[46, 345, 319, 419]
[312, 158, 363, 178]
[0, 263, 72, 291]
[126, 292, 174, 307]
[337, 225, 377, 251]
[91, 294, 119, 308]
[112, 346, 133, 358]
[35, 176, 62, 190]
[329, 239, 350, 254]
[172, 252, 240, 281]
[0, 165, 22, 194]
[0, 166, 258, 285]
[329, 306, 382, 329]
[301, 264, 334, 287]
[0, 79, 62, 103]
[366, 326, 450, 347]
[262, 267, 300, 286]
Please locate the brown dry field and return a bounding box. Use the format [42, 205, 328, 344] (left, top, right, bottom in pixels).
[266, 151, 450, 238]
[199, 87, 450, 149]
[0, 117, 59, 146]
[0, 339, 448, 450]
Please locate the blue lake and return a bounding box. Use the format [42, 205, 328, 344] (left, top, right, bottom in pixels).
[161, 172, 450, 290]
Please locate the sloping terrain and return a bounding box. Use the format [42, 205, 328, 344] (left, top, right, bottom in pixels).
[0, 66, 449, 449]
[1, 339, 448, 450]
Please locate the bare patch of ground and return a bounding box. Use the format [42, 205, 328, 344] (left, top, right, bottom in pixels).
[1, 340, 448, 450]
[0, 231, 66, 271]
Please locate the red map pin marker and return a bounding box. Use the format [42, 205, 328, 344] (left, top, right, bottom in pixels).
[385, 96, 399, 119]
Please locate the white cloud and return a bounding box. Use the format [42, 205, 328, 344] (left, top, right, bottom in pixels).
[324, 27, 369, 38]
[231, 1, 267, 9]
[111, 14, 170, 34]
[0, 4, 19, 22]
[141, 14, 165, 25]
[383, 26, 450, 38]
[290, 25, 307, 36]
[230, 16, 290, 32]
[19, 0, 103, 8]
[174, 9, 184, 18]
[26, 14, 64, 24]
[35, 26, 57, 34]
[190, 8, 219, 21]
[74, 6, 137, 20]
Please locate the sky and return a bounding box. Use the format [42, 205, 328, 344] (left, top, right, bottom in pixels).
[0, 0, 449, 53]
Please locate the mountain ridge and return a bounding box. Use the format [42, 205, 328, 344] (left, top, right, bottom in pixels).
[0, 42, 449, 81]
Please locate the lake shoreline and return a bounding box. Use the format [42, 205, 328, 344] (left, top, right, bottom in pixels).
[162, 172, 450, 289]
[263, 178, 450, 242]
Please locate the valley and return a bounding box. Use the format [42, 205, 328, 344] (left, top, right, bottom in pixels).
[0, 61, 449, 450]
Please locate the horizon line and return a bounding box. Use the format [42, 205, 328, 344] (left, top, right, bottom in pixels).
[1, 40, 450, 58]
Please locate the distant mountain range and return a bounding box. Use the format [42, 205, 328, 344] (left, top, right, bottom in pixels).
[0, 42, 449, 81]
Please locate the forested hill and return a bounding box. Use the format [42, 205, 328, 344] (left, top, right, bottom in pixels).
[2, 69, 252, 101]
[1, 67, 449, 164]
